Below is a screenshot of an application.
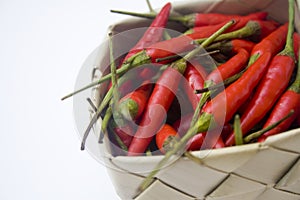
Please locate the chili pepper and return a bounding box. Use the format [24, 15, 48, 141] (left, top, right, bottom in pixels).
[206, 48, 249, 85]
[186, 131, 225, 151]
[248, 23, 288, 66]
[64, 19, 271, 102]
[111, 9, 267, 28]
[257, 50, 300, 142]
[188, 19, 278, 38]
[173, 113, 224, 151]
[183, 60, 208, 110]
[194, 20, 277, 45]
[203, 52, 272, 127]
[207, 39, 255, 54]
[123, 2, 171, 61]
[127, 20, 235, 155]
[226, 0, 296, 146]
[193, 12, 268, 27]
[150, 20, 262, 65]
[118, 81, 153, 121]
[244, 110, 295, 143]
[61, 3, 171, 101]
[156, 124, 179, 153]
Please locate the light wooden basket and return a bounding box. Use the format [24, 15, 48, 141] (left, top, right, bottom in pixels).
[89, 0, 300, 199]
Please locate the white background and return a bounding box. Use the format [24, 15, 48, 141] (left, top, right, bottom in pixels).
[0, 0, 169, 199]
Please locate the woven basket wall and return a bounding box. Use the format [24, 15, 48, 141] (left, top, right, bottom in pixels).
[90, 0, 300, 199]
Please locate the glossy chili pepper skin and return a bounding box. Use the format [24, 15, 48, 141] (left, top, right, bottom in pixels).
[128, 67, 182, 155]
[214, 39, 255, 54]
[123, 3, 172, 61]
[186, 131, 225, 151]
[119, 82, 153, 121]
[225, 55, 295, 146]
[206, 48, 249, 85]
[156, 124, 179, 153]
[183, 61, 207, 110]
[248, 23, 288, 65]
[257, 91, 300, 142]
[202, 53, 272, 126]
[258, 39, 300, 142]
[194, 12, 267, 27]
[226, 0, 296, 146]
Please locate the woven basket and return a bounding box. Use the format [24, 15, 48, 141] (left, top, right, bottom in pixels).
[89, 0, 300, 199]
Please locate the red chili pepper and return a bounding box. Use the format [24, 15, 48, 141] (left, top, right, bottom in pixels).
[208, 39, 255, 54]
[107, 3, 171, 93]
[186, 131, 225, 151]
[126, 21, 235, 155]
[123, 2, 172, 61]
[156, 124, 179, 153]
[111, 9, 267, 28]
[189, 19, 278, 39]
[258, 52, 300, 142]
[202, 52, 272, 127]
[128, 67, 183, 155]
[172, 113, 225, 151]
[226, 1, 296, 146]
[248, 23, 288, 66]
[183, 61, 208, 110]
[206, 48, 249, 85]
[194, 12, 268, 27]
[148, 20, 272, 64]
[118, 82, 153, 121]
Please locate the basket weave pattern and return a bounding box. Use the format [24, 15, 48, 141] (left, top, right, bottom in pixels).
[103, 129, 300, 200]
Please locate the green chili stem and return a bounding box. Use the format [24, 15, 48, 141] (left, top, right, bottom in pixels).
[233, 114, 243, 145]
[61, 50, 151, 101]
[279, 0, 295, 58]
[194, 21, 261, 45]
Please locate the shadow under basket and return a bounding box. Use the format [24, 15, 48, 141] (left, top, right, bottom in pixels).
[89, 0, 300, 199]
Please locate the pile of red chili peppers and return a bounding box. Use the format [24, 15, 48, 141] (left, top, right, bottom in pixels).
[62, 0, 300, 159]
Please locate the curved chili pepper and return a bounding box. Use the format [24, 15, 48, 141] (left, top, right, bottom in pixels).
[111, 9, 267, 28]
[206, 48, 249, 85]
[226, 0, 296, 146]
[150, 20, 273, 64]
[123, 2, 171, 61]
[188, 19, 278, 39]
[207, 39, 255, 54]
[248, 23, 288, 66]
[186, 131, 225, 151]
[128, 67, 183, 155]
[202, 52, 272, 127]
[258, 51, 300, 142]
[156, 124, 179, 153]
[193, 12, 267, 27]
[183, 60, 208, 110]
